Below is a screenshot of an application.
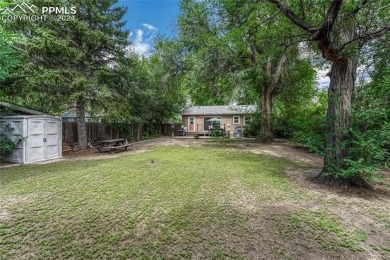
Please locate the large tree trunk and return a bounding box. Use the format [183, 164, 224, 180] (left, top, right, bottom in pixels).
[319, 57, 366, 185]
[257, 54, 286, 143]
[249, 43, 287, 143]
[266, 0, 386, 188]
[76, 98, 88, 149]
[259, 87, 273, 143]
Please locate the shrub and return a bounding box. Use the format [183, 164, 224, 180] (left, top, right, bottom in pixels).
[338, 69, 390, 181]
[0, 133, 18, 162]
[340, 119, 390, 181]
[273, 90, 327, 154]
[293, 130, 325, 155]
[243, 113, 260, 138]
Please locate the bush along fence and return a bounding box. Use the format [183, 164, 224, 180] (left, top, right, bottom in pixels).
[62, 122, 182, 144]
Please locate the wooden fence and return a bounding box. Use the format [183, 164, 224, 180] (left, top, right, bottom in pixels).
[62, 122, 182, 144]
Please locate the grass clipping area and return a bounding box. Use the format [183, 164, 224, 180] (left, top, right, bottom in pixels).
[0, 145, 389, 259]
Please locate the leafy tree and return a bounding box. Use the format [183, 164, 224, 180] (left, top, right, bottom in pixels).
[0, 3, 25, 99]
[178, 0, 316, 142]
[110, 39, 186, 140]
[267, 0, 390, 186]
[0, 30, 21, 84]
[6, 0, 130, 148]
[147, 39, 187, 127]
[275, 89, 327, 154]
[178, 0, 243, 105]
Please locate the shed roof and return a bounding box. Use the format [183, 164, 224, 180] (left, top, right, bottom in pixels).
[181, 105, 257, 116]
[0, 101, 47, 116]
[0, 101, 59, 119]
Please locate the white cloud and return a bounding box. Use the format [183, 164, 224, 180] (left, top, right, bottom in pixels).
[135, 29, 144, 43]
[142, 23, 157, 30]
[129, 23, 158, 57]
[130, 29, 150, 56]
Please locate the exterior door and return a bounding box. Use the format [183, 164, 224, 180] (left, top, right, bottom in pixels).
[204, 117, 212, 131]
[26, 119, 45, 162]
[204, 117, 220, 130]
[188, 117, 195, 131]
[44, 120, 60, 159]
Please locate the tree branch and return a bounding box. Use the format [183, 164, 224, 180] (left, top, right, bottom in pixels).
[249, 42, 260, 64]
[335, 25, 390, 53]
[267, 0, 313, 32]
[268, 0, 343, 42]
[320, 0, 343, 33]
[270, 53, 287, 89]
[247, 11, 281, 37]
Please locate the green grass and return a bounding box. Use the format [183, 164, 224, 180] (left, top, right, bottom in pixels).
[266, 210, 367, 252]
[0, 145, 384, 259]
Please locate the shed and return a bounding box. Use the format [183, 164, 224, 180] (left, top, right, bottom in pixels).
[0, 102, 62, 164]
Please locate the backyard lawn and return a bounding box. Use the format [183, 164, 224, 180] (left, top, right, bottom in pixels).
[0, 140, 389, 259]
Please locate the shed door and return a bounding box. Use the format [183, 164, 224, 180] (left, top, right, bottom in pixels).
[26, 119, 45, 162]
[45, 120, 60, 159]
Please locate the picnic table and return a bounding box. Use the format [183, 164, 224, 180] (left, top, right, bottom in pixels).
[96, 138, 131, 153]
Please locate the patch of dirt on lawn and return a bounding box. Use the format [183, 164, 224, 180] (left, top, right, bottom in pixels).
[223, 178, 259, 213]
[0, 209, 12, 221]
[245, 142, 323, 166]
[0, 193, 49, 222]
[1, 193, 39, 205]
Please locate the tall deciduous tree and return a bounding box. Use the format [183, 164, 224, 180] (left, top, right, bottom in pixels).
[220, 0, 292, 143]
[179, 0, 315, 142]
[178, 0, 242, 105]
[267, 0, 390, 186]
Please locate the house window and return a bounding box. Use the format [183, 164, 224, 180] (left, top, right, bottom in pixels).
[244, 116, 252, 125]
[233, 116, 240, 124]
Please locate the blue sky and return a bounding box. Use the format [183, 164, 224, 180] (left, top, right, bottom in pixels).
[118, 0, 181, 56]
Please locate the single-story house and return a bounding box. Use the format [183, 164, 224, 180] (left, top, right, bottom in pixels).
[181, 105, 257, 136]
